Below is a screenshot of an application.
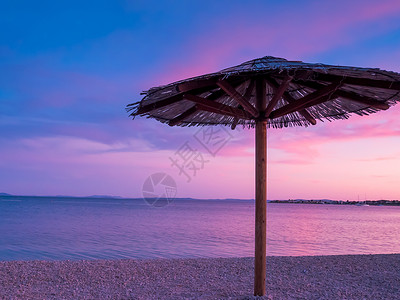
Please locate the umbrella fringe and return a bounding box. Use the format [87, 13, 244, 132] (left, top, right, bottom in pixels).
[132, 99, 398, 129]
[126, 101, 141, 120]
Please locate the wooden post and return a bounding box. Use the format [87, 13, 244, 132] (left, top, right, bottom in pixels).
[254, 120, 267, 296]
[254, 78, 267, 296]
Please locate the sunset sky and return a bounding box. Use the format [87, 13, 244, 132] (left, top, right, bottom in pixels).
[1, 0, 400, 200]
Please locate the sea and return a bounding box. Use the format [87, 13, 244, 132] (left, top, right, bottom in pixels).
[1, 196, 400, 261]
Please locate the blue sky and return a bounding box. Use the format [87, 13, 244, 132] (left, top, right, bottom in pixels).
[1, 0, 400, 199]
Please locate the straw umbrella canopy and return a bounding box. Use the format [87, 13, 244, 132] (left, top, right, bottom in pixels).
[126, 56, 400, 296]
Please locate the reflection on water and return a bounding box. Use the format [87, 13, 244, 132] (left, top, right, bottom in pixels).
[0, 197, 400, 261]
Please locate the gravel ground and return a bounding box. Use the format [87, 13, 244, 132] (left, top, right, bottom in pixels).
[0, 254, 399, 299]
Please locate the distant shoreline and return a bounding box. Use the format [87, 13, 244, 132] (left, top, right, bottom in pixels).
[1, 194, 400, 206]
[269, 199, 400, 206]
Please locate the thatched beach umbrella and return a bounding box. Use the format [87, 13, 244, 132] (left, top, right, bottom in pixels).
[127, 56, 400, 296]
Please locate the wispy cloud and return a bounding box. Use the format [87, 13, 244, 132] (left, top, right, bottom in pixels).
[356, 156, 397, 162]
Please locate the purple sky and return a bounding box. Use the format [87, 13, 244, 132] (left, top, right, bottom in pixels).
[1, 0, 400, 199]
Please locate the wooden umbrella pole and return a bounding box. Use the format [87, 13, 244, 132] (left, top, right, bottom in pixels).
[254, 77, 267, 296]
[254, 119, 267, 296]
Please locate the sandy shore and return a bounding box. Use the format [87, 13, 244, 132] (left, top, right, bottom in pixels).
[1, 254, 399, 299]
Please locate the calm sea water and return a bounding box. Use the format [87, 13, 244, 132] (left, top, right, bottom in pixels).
[1, 196, 400, 261]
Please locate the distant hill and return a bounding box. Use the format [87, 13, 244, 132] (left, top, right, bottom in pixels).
[0, 193, 125, 199]
[87, 195, 123, 199]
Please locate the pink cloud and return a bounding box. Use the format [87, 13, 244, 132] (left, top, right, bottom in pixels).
[356, 0, 400, 19]
[356, 156, 397, 162]
[373, 50, 400, 73]
[270, 159, 315, 165]
[266, 104, 400, 153]
[137, 0, 400, 98]
[0, 136, 174, 197]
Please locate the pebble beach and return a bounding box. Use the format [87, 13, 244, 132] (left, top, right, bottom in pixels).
[1, 254, 399, 299]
